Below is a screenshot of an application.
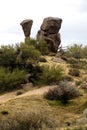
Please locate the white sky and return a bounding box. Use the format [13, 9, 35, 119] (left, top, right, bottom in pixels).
[0, 0, 87, 46]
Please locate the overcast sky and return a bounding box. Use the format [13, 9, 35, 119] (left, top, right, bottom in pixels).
[0, 0, 87, 46]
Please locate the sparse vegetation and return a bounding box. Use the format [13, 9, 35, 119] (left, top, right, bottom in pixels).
[1, 41, 87, 129]
[0, 96, 58, 130]
[65, 44, 83, 59]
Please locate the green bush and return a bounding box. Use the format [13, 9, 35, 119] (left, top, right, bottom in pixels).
[65, 44, 83, 59]
[25, 38, 49, 55]
[65, 44, 87, 60]
[36, 40, 49, 55]
[0, 45, 17, 70]
[44, 81, 80, 104]
[0, 68, 26, 91]
[19, 43, 41, 62]
[15, 43, 41, 71]
[67, 58, 79, 65]
[29, 65, 43, 85]
[69, 69, 80, 77]
[33, 65, 64, 85]
[82, 46, 87, 58]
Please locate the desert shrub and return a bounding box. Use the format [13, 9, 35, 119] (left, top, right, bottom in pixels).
[15, 43, 41, 72]
[29, 65, 43, 85]
[69, 69, 80, 77]
[0, 109, 58, 130]
[33, 65, 64, 85]
[0, 43, 41, 71]
[82, 46, 87, 58]
[0, 45, 17, 70]
[0, 67, 26, 92]
[28, 38, 37, 47]
[67, 58, 87, 70]
[44, 81, 80, 104]
[36, 40, 49, 55]
[25, 38, 49, 55]
[78, 60, 87, 70]
[18, 111, 57, 130]
[19, 43, 41, 62]
[65, 44, 83, 59]
[67, 58, 79, 65]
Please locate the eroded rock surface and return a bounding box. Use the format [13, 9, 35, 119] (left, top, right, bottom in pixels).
[20, 19, 33, 38]
[37, 17, 62, 53]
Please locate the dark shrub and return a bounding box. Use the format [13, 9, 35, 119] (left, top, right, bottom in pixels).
[36, 40, 49, 55]
[0, 68, 26, 91]
[0, 45, 17, 70]
[1, 110, 9, 115]
[44, 81, 80, 104]
[19, 43, 41, 62]
[29, 65, 43, 85]
[69, 69, 80, 77]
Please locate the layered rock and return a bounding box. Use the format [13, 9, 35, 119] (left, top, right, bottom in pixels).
[20, 19, 33, 38]
[37, 17, 62, 53]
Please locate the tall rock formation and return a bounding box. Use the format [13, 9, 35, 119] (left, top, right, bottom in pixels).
[20, 19, 33, 39]
[37, 17, 62, 53]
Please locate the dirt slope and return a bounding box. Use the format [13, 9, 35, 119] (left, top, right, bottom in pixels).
[0, 86, 55, 104]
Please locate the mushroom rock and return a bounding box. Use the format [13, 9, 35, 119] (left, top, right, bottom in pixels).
[37, 17, 62, 53]
[20, 19, 33, 38]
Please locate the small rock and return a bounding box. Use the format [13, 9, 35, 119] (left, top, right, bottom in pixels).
[23, 83, 33, 91]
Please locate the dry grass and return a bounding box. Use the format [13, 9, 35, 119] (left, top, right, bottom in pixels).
[0, 95, 59, 130]
[0, 91, 87, 130]
[39, 56, 69, 75]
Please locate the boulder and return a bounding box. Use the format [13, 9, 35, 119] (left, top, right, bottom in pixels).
[20, 19, 33, 37]
[41, 17, 62, 34]
[37, 17, 62, 53]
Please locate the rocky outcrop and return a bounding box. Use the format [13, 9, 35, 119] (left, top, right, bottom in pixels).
[37, 17, 62, 53]
[20, 19, 33, 38]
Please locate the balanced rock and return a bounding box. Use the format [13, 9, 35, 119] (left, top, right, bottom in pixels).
[20, 19, 33, 38]
[41, 17, 62, 34]
[37, 17, 62, 53]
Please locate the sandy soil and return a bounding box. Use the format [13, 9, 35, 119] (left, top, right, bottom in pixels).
[0, 85, 56, 104]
